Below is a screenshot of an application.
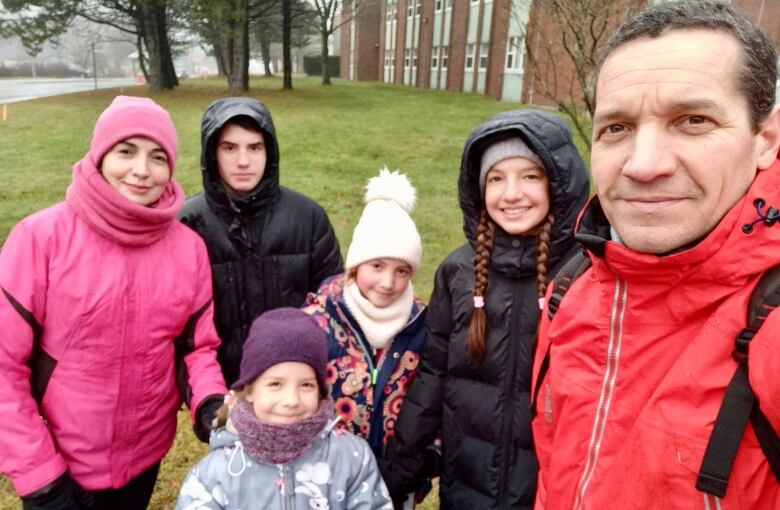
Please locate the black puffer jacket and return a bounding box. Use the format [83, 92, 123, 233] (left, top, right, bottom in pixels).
[384, 110, 590, 509]
[179, 98, 343, 386]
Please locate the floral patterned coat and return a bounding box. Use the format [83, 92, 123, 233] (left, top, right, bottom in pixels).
[302, 274, 426, 457]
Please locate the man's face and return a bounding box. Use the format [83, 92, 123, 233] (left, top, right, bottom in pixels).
[591, 29, 776, 254]
[216, 123, 267, 198]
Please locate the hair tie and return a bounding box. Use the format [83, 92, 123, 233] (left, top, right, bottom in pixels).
[538, 297, 545, 311]
[473, 295, 485, 309]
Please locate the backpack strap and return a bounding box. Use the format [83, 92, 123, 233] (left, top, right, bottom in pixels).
[546, 250, 592, 321]
[530, 251, 591, 417]
[696, 266, 780, 498]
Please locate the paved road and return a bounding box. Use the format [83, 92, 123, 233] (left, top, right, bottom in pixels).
[0, 77, 139, 104]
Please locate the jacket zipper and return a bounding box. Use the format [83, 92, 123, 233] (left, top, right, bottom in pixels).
[278, 464, 295, 510]
[498, 284, 525, 506]
[340, 303, 425, 409]
[370, 306, 425, 387]
[572, 278, 627, 510]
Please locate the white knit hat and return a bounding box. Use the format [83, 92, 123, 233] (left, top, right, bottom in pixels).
[345, 167, 422, 273]
[479, 137, 543, 193]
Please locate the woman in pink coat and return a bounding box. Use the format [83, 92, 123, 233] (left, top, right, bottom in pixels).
[0, 96, 227, 510]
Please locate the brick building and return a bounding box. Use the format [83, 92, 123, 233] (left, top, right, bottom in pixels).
[340, 0, 533, 102]
[339, 0, 780, 106]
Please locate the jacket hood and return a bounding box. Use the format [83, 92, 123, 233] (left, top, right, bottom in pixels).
[200, 97, 280, 213]
[458, 110, 591, 275]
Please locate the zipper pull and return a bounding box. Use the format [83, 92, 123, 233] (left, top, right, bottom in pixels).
[372, 368, 378, 385]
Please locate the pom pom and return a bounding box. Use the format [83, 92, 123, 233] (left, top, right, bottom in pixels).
[364, 166, 416, 214]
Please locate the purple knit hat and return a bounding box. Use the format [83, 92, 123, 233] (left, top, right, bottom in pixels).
[232, 308, 328, 394]
[89, 95, 179, 174]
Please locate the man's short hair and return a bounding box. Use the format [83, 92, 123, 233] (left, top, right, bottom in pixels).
[210, 115, 264, 159]
[221, 115, 263, 135]
[595, 1, 777, 132]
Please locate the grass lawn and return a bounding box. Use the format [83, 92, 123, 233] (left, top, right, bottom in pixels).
[0, 74, 589, 508]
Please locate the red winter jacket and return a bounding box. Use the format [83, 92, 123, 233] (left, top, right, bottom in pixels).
[532, 161, 780, 510]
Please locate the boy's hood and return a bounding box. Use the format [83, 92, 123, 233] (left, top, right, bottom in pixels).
[200, 97, 281, 212]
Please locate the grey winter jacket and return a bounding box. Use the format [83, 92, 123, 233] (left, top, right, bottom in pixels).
[176, 420, 393, 510]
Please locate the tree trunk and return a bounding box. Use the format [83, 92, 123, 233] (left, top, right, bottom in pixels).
[136, 32, 149, 82]
[139, 1, 176, 91]
[320, 24, 330, 85]
[157, 5, 179, 88]
[282, 0, 293, 90]
[214, 41, 227, 76]
[220, 0, 249, 93]
[259, 33, 273, 76]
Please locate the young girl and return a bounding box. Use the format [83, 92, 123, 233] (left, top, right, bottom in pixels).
[302, 169, 432, 506]
[0, 96, 226, 510]
[381, 110, 590, 509]
[175, 307, 393, 510]
[302, 169, 426, 452]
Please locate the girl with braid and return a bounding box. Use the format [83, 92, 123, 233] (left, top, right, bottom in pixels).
[380, 110, 590, 509]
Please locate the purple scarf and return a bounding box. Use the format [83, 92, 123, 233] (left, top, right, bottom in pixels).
[230, 399, 334, 464]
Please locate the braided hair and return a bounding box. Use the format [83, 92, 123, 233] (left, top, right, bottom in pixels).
[467, 209, 495, 363]
[467, 210, 555, 364]
[534, 213, 555, 299]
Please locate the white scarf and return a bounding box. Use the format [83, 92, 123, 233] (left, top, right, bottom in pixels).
[342, 279, 415, 349]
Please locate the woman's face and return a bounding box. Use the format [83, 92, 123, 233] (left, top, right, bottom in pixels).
[484, 157, 550, 235]
[101, 137, 170, 206]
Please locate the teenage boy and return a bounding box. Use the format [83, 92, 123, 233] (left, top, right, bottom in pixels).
[181, 97, 343, 386]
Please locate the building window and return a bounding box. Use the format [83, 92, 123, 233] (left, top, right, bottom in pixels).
[446, 0, 452, 7]
[435, 0, 442, 11]
[412, 48, 418, 69]
[416, 0, 421, 15]
[441, 46, 448, 69]
[465, 44, 475, 70]
[404, 48, 411, 68]
[407, 0, 416, 17]
[385, 49, 394, 67]
[386, 0, 397, 22]
[471, 0, 479, 4]
[505, 36, 523, 70]
[479, 44, 489, 70]
[431, 46, 439, 68]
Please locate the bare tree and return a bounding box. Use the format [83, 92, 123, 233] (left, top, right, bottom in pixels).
[520, 0, 644, 153]
[308, 0, 376, 85]
[309, 0, 362, 85]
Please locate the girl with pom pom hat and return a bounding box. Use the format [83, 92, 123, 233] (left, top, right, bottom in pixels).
[302, 168, 429, 469]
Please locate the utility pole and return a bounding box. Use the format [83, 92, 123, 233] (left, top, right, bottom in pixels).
[92, 41, 98, 89]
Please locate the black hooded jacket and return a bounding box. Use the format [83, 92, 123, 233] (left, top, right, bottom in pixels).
[384, 110, 590, 509]
[179, 98, 343, 386]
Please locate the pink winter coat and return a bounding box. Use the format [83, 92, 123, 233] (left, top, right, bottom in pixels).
[0, 156, 227, 495]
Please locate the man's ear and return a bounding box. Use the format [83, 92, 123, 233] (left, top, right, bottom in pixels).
[756, 104, 780, 170]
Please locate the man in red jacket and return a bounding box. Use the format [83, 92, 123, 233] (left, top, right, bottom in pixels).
[532, 2, 780, 509]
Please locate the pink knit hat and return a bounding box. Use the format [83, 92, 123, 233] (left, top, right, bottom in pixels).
[89, 95, 179, 174]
